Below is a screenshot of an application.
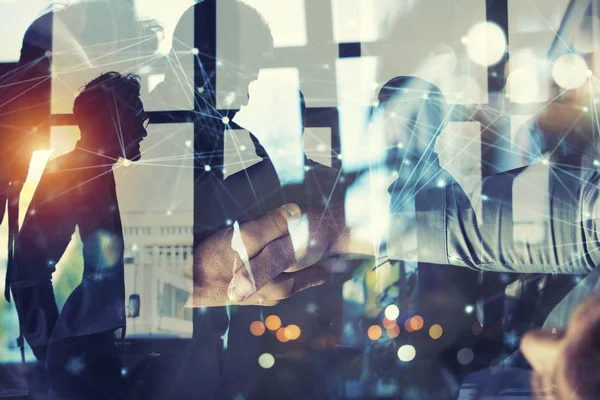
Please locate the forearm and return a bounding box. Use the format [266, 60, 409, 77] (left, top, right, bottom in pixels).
[409, 163, 599, 274]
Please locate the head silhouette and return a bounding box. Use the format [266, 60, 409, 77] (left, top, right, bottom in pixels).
[372, 76, 449, 170]
[73, 72, 148, 161]
[166, 0, 274, 108]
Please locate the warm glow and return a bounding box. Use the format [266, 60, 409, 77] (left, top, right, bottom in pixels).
[386, 325, 400, 339]
[552, 54, 588, 90]
[265, 315, 282, 331]
[382, 317, 396, 330]
[465, 22, 506, 67]
[284, 324, 301, 340]
[250, 321, 266, 336]
[404, 319, 414, 333]
[367, 325, 382, 341]
[410, 315, 424, 331]
[276, 327, 289, 343]
[429, 324, 443, 340]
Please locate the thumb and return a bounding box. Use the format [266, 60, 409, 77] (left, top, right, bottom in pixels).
[520, 327, 565, 374]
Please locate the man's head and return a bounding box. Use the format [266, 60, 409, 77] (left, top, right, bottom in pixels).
[73, 71, 148, 161]
[521, 293, 600, 399]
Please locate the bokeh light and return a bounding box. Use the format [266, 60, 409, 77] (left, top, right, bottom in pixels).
[506, 69, 539, 103]
[382, 317, 396, 330]
[465, 22, 506, 66]
[384, 304, 400, 321]
[404, 319, 415, 333]
[368, 325, 382, 341]
[276, 327, 290, 343]
[457, 348, 474, 365]
[397, 345, 416, 362]
[284, 324, 301, 340]
[250, 321, 266, 336]
[471, 322, 483, 335]
[429, 324, 443, 340]
[265, 315, 282, 331]
[258, 353, 275, 369]
[464, 304, 474, 314]
[386, 324, 400, 339]
[552, 54, 588, 89]
[409, 315, 424, 331]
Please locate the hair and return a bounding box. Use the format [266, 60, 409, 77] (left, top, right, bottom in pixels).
[73, 71, 141, 137]
[376, 76, 449, 135]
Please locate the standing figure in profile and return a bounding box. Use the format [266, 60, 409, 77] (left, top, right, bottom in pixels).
[12, 72, 149, 399]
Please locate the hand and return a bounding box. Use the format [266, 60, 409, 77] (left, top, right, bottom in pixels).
[226, 201, 372, 302]
[520, 293, 600, 399]
[191, 203, 330, 307]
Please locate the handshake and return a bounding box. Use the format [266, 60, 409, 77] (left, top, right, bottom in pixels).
[190, 202, 365, 307]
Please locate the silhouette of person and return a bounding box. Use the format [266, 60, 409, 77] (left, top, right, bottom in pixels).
[203, 85, 348, 399]
[11, 72, 148, 399]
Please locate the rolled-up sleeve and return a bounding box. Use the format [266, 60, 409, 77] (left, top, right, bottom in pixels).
[403, 162, 600, 274]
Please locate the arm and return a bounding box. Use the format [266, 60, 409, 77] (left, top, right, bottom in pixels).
[12, 173, 77, 355]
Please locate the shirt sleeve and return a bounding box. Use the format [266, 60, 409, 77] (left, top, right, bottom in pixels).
[392, 162, 600, 274]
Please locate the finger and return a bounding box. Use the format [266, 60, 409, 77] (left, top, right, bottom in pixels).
[520, 327, 565, 374]
[237, 203, 301, 259]
[249, 265, 329, 303]
[228, 234, 298, 302]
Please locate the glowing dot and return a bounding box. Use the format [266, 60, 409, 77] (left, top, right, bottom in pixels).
[222, 116, 230, 124]
[45, 50, 52, 57]
[404, 319, 415, 332]
[250, 321, 266, 336]
[367, 325, 382, 341]
[410, 315, 424, 331]
[404, 159, 411, 165]
[121, 368, 127, 376]
[506, 69, 540, 103]
[131, 244, 138, 252]
[30, 209, 36, 216]
[185, 140, 192, 148]
[391, 171, 399, 178]
[481, 194, 488, 201]
[542, 157, 549, 166]
[397, 345, 416, 362]
[465, 22, 506, 66]
[276, 327, 289, 342]
[222, 169, 227, 174]
[587, 69, 593, 77]
[382, 317, 396, 330]
[225, 219, 232, 226]
[583, 106, 589, 112]
[337, 154, 343, 160]
[464, 304, 474, 314]
[386, 325, 401, 339]
[457, 348, 474, 365]
[265, 315, 281, 331]
[317, 144, 326, 152]
[461, 36, 468, 44]
[323, 64, 330, 69]
[197, 87, 205, 93]
[304, 165, 311, 171]
[204, 165, 211, 172]
[429, 324, 443, 340]
[166, 210, 172, 216]
[258, 353, 275, 369]
[216, 60, 223, 67]
[192, 48, 199, 55]
[240, 145, 246, 151]
[384, 304, 400, 320]
[396, 143, 404, 149]
[594, 160, 600, 167]
[471, 322, 483, 335]
[437, 179, 445, 187]
[552, 54, 588, 89]
[123, 159, 131, 167]
[284, 325, 301, 340]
